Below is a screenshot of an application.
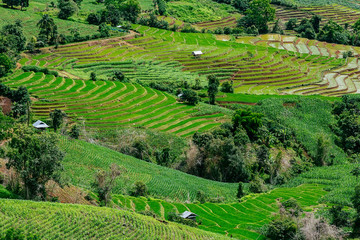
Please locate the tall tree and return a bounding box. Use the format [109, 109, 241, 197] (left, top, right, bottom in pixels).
[5, 126, 65, 199]
[244, 0, 275, 33]
[105, 0, 141, 23]
[92, 164, 122, 206]
[207, 75, 219, 105]
[37, 14, 57, 43]
[50, 109, 66, 132]
[58, 0, 79, 20]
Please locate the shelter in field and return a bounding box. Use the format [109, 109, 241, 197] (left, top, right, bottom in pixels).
[180, 211, 197, 221]
[33, 120, 49, 130]
[192, 51, 203, 57]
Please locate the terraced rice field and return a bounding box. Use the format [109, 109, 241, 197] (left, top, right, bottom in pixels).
[300, 4, 360, 26]
[113, 184, 327, 240]
[0, 199, 231, 240]
[59, 137, 237, 202]
[236, 34, 360, 96]
[195, 16, 239, 30]
[22, 25, 351, 96]
[4, 71, 228, 137]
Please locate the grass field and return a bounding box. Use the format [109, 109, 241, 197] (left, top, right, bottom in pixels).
[21, 25, 356, 96]
[0, 199, 231, 240]
[0, 2, 99, 39]
[4, 70, 229, 137]
[112, 184, 327, 239]
[59, 137, 237, 202]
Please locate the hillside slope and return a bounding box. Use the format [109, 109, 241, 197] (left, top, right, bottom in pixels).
[59, 137, 237, 202]
[0, 199, 231, 240]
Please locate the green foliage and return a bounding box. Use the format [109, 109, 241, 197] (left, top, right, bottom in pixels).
[5, 127, 65, 199]
[249, 175, 267, 193]
[50, 109, 66, 132]
[244, 0, 275, 33]
[328, 205, 351, 227]
[37, 14, 58, 44]
[207, 75, 219, 105]
[0, 20, 26, 57]
[90, 71, 97, 81]
[92, 164, 122, 206]
[237, 182, 244, 198]
[98, 23, 110, 37]
[196, 190, 207, 203]
[105, 0, 141, 23]
[220, 81, 234, 93]
[352, 185, 360, 236]
[181, 89, 199, 105]
[0, 228, 39, 240]
[264, 215, 298, 240]
[58, 0, 79, 20]
[0, 54, 12, 77]
[69, 124, 80, 139]
[232, 109, 263, 139]
[281, 198, 302, 217]
[22, 65, 59, 77]
[130, 181, 148, 197]
[286, 18, 297, 30]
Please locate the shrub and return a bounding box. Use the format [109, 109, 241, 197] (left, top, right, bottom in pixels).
[130, 181, 147, 197]
[281, 198, 302, 217]
[220, 81, 234, 93]
[22, 66, 59, 77]
[237, 182, 244, 198]
[249, 175, 267, 193]
[264, 215, 298, 240]
[196, 190, 207, 203]
[69, 124, 80, 139]
[90, 72, 97, 81]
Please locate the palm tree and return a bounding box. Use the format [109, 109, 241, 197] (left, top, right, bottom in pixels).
[37, 14, 56, 41]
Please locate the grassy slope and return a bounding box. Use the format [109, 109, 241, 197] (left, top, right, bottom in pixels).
[112, 184, 327, 240]
[0, 2, 98, 39]
[254, 97, 347, 163]
[59, 137, 237, 202]
[0, 199, 231, 240]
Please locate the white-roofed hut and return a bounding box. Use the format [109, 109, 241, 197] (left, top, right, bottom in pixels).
[180, 211, 197, 221]
[192, 51, 203, 58]
[33, 120, 49, 130]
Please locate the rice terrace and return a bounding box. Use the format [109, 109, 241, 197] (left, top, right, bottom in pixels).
[2, 0, 360, 239]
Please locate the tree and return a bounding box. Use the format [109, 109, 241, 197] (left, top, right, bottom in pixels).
[286, 18, 297, 30]
[0, 54, 13, 77]
[220, 81, 234, 93]
[92, 164, 122, 206]
[352, 185, 360, 236]
[5, 127, 64, 199]
[237, 182, 244, 198]
[130, 181, 147, 197]
[351, 166, 360, 181]
[156, 0, 166, 15]
[50, 109, 66, 132]
[98, 23, 110, 37]
[232, 109, 263, 139]
[310, 15, 321, 33]
[314, 134, 329, 166]
[37, 14, 57, 43]
[265, 215, 298, 240]
[90, 72, 97, 81]
[58, 0, 79, 20]
[69, 124, 80, 139]
[244, 0, 275, 33]
[105, 0, 141, 23]
[3, 0, 20, 9]
[0, 20, 27, 54]
[232, 0, 249, 12]
[112, 70, 125, 81]
[207, 75, 219, 105]
[181, 89, 199, 105]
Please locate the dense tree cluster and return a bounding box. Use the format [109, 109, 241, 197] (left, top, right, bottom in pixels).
[5, 126, 65, 200]
[186, 108, 310, 184]
[0, 84, 30, 118]
[3, 0, 29, 10]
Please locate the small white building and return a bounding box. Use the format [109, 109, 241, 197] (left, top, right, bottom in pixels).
[192, 51, 203, 57]
[180, 211, 197, 221]
[33, 120, 49, 130]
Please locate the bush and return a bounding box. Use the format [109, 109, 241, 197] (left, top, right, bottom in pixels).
[220, 81, 234, 93]
[22, 66, 59, 77]
[0, 173, 4, 184]
[130, 181, 147, 197]
[237, 182, 245, 199]
[249, 175, 267, 193]
[196, 190, 207, 203]
[264, 216, 298, 240]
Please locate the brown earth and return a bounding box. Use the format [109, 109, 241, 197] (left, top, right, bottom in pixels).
[0, 96, 12, 115]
